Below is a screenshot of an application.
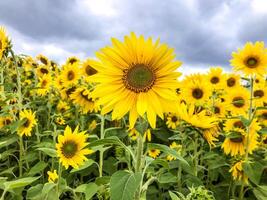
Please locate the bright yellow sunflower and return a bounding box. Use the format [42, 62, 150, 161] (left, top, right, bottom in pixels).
[82, 59, 98, 80]
[230, 41, 267, 76]
[60, 63, 81, 87]
[89, 33, 182, 128]
[18, 110, 37, 137]
[148, 149, 161, 159]
[225, 87, 250, 116]
[36, 65, 50, 77]
[166, 112, 180, 129]
[0, 26, 8, 59]
[70, 87, 99, 113]
[36, 54, 50, 66]
[229, 161, 248, 184]
[253, 85, 267, 107]
[0, 116, 13, 128]
[56, 126, 93, 169]
[225, 73, 241, 89]
[36, 74, 52, 96]
[208, 99, 226, 118]
[47, 170, 58, 183]
[66, 56, 80, 65]
[206, 67, 226, 90]
[254, 75, 266, 86]
[166, 142, 182, 161]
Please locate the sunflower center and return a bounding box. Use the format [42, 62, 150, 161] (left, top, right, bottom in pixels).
[40, 57, 48, 65]
[254, 90, 264, 98]
[214, 106, 220, 114]
[41, 80, 48, 88]
[261, 112, 267, 120]
[210, 76, 219, 84]
[192, 88, 203, 99]
[246, 57, 258, 68]
[0, 40, 2, 49]
[85, 65, 97, 76]
[23, 118, 30, 128]
[69, 58, 78, 64]
[171, 116, 178, 122]
[227, 77, 236, 87]
[232, 97, 245, 108]
[4, 119, 11, 126]
[67, 71, 75, 80]
[80, 90, 92, 102]
[230, 135, 243, 143]
[255, 78, 260, 84]
[40, 68, 49, 74]
[61, 141, 78, 158]
[233, 121, 245, 129]
[123, 64, 155, 93]
[66, 86, 76, 97]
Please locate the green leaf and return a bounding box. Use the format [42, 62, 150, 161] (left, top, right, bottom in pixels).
[28, 161, 48, 176]
[158, 172, 177, 184]
[243, 162, 264, 184]
[4, 177, 40, 191]
[0, 135, 17, 149]
[110, 171, 142, 200]
[75, 183, 99, 200]
[37, 147, 57, 157]
[95, 176, 110, 185]
[169, 191, 180, 200]
[71, 159, 96, 173]
[42, 182, 57, 200]
[27, 184, 43, 200]
[147, 143, 189, 167]
[253, 186, 267, 200]
[259, 127, 267, 134]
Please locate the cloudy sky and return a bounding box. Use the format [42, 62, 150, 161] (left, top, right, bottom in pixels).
[0, 0, 267, 74]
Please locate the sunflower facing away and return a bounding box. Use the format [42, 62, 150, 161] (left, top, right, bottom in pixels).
[56, 126, 94, 169]
[89, 33, 182, 128]
[230, 41, 267, 76]
[18, 110, 37, 137]
[229, 161, 248, 184]
[0, 26, 8, 59]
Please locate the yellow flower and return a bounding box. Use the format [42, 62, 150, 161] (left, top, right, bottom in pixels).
[55, 117, 65, 125]
[225, 73, 241, 89]
[253, 85, 267, 107]
[56, 126, 94, 169]
[36, 74, 52, 96]
[166, 142, 182, 161]
[143, 129, 152, 142]
[82, 59, 97, 80]
[0, 26, 8, 59]
[208, 99, 226, 118]
[229, 161, 248, 184]
[66, 56, 80, 65]
[166, 113, 180, 129]
[88, 120, 97, 131]
[203, 126, 220, 147]
[254, 75, 266, 86]
[18, 110, 37, 137]
[36, 65, 50, 77]
[47, 170, 58, 183]
[148, 149, 161, 159]
[0, 116, 13, 128]
[256, 109, 267, 127]
[206, 67, 226, 90]
[89, 33, 182, 128]
[36, 54, 50, 66]
[60, 63, 81, 87]
[230, 41, 267, 76]
[128, 128, 140, 141]
[70, 87, 99, 113]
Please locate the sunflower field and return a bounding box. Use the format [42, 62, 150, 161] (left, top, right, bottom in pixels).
[0, 26, 267, 200]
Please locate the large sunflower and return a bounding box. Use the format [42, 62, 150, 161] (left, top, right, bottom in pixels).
[0, 27, 8, 59]
[18, 110, 37, 137]
[56, 126, 93, 169]
[230, 41, 267, 76]
[70, 87, 99, 113]
[89, 33, 182, 128]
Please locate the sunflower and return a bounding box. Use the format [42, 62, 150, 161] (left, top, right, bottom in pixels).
[36, 65, 50, 77]
[70, 87, 99, 113]
[208, 99, 226, 118]
[55, 116, 65, 125]
[0, 27, 8, 59]
[148, 149, 161, 159]
[203, 126, 220, 147]
[56, 126, 93, 169]
[89, 33, 182, 128]
[36, 54, 50, 66]
[256, 109, 267, 126]
[57, 100, 70, 113]
[18, 110, 37, 137]
[206, 67, 225, 90]
[230, 41, 267, 76]
[225, 87, 250, 116]
[254, 75, 266, 86]
[128, 128, 140, 140]
[47, 170, 58, 183]
[36, 74, 52, 96]
[0, 116, 13, 128]
[60, 86, 77, 100]
[60, 63, 81, 87]
[166, 142, 182, 161]
[253, 85, 267, 107]
[166, 112, 180, 129]
[229, 161, 248, 184]
[66, 56, 80, 65]
[181, 77, 211, 106]
[225, 73, 241, 89]
[143, 129, 152, 142]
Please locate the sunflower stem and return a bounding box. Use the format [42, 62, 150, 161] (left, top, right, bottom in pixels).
[99, 115, 105, 177]
[57, 164, 62, 199]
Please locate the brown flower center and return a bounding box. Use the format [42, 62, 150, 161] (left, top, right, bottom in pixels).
[233, 121, 245, 129]
[230, 135, 244, 143]
[214, 106, 220, 114]
[67, 71, 75, 80]
[232, 97, 245, 108]
[123, 64, 155, 93]
[171, 116, 178, 122]
[192, 88, 203, 99]
[66, 86, 76, 97]
[210, 76, 219, 84]
[245, 57, 258, 68]
[80, 90, 93, 102]
[0, 40, 2, 50]
[254, 90, 264, 98]
[68, 58, 78, 64]
[41, 80, 48, 88]
[261, 112, 267, 120]
[4, 119, 11, 126]
[227, 77, 236, 87]
[23, 118, 31, 128]
[40, 57, 48, 65]
[61, 141, 78, 158]
[85, 65, 97, 76]
[40, 68, 49, 74]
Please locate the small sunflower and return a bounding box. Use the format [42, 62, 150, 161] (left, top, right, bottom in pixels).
[66, 56, 80, 65]
[166, 113, 180, 129]
[36, 65, 50, 77]
[225, 73, 241, 89]
[70, 87, 99, 113]
[206, 67, 225, 90]
[55, 116, 65, 125]
[82, 59, 98, 80]
[18, 110, 37, 137]
[47, 170, 58, 183]
[166, 142, 182, 161]
[60, 63, 81, 87]
[225, 87, 250, 116]
[57, 100, 70, 113]
[36, 74, 52, 96]
[128, 128, 140, 140]
[230, 41, 267, 76]
[148, 149, 161, 159]
[36, 54, 50, 66]
[229, 161, 248, 184]
[89, 33, 182, 128]
[56, 126, 93, 169]
[0, 26, 8, 59]
[253, 85, 267, 107]
[0, 116, 13, 128]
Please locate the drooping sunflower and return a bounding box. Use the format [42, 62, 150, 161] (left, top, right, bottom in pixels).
[0, 27, 8, 59]
[253, 85, 267, 107]
[70, 87, 99, 113]
[225, 73, 241, 89]
[225, 87, 250, 116]
[203, 126, 220, 147]
[56, 126, 93, 169]
[230, 41, 267, 76]
[206, 67, 225, 90]
[229, 161, 248, 184]
[166, 112, 180, 129]
[89, 33, 182, 128]
[36, 74, 52, 96]
[18, 110, 37, 137]
[60, 63, 81, 87]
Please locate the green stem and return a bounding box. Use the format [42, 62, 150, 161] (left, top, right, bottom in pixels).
[135, 132, 144, 200]
[99, 115, 105, 177]
[57, 164, 62, 199]
[194, 135, 198, 177]
[18, 137, 24, 177]
[0, 189, 7, 200]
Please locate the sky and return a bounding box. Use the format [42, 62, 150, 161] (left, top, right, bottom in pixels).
[0, 0, 267, 75]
